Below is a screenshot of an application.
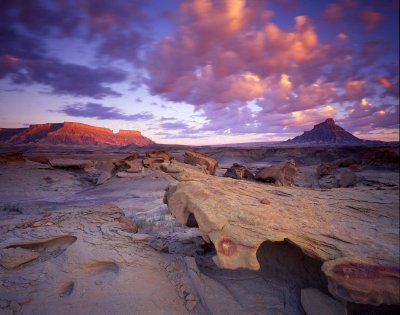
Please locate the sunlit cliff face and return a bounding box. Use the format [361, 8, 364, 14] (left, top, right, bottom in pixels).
[0, 0, 398, 144]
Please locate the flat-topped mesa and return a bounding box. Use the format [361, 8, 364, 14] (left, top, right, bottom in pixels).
[62, 122, 113, 133]
[117, 130, 142, 135]
[0, 122, 154, 146]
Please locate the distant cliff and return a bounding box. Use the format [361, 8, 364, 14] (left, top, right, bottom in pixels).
[0, 122, 154, 146]
[284, 118, 371, 145]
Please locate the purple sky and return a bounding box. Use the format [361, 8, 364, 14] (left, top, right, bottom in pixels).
[0, 0, 398, 144]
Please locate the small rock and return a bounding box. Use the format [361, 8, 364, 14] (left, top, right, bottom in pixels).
[185, 300, 197, 311]
[260, 198, 272, 205]
[179, 285, 190, 296]
[10, 301, 21, 312]
[95, 280, 103, 285]
[186, 293, 197, 301]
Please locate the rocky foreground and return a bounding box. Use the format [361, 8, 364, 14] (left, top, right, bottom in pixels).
[0, 144, 399, 314]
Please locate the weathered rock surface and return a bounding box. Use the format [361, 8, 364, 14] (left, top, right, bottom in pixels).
[255, 160, 298, 186]
[49, 158, 94, 169]
[0, 205, 191, 314]
[164, 166, 399, 306]
[223, 163, 254, 180]
[301, 288, 346, 315]
[146, 150, 174, 162]
[0, 247, 40, 269]
[184, 151, 218, 175]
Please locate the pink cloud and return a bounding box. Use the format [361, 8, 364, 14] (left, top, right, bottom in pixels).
[143, 0, 397, 140]
[324, 4, 343, 21]
[358, 8, 382, 32]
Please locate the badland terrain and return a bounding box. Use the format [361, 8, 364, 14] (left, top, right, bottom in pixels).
[0, 119, 398, 314]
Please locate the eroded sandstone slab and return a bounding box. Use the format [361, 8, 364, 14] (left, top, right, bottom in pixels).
[164, 167, 400, 306]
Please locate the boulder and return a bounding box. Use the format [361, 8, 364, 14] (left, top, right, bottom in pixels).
[317, 159, 361, 177]
[164, 166, 399, 306]
[142, 157, 166, 168]
[322, 257, 400, 306]
[223, 163, 254, 180]
[184, 151, 218, 175]
[145, 150, 173, 162]
[317, 163, 338, 177]
[337, 169, 357, 187]
[255, 160, 298, 186]
[49, 158, 94, 169]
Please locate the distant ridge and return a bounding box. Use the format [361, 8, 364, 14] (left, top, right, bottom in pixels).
[284, 118, 374, 145]
[0, 122, 154, 146]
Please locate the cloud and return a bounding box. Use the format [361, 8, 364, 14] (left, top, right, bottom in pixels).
[160, 121, 191, 130]
[61, 103, 154, 121]
[323, 4, 343, 21]
[140, 0, 397, 140]
[5, 59, 127, 98]
[341, 99, 399, 131]
[358, 8, 382, 32]
[0, 0, 150, 63]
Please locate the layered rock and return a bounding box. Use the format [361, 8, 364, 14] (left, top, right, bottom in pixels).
[183, 151, 218, 175]
[164, 166, 399, 306]
[0, 122, 154, 146]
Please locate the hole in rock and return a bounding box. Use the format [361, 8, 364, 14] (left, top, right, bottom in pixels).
[256, 239, 328, 311]
[256, 239, 328, 291]
[186, 213, 198, 228]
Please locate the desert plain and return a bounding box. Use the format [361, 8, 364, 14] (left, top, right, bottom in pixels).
[0, 141, 398, 315]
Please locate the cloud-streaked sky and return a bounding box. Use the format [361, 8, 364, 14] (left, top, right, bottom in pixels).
[0, 0, 398, 144]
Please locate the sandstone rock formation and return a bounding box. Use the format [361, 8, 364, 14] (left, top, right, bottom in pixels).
[184, 151, 218, 175]
[142, 157, 167, 168]
[255, 160, 298, 186]
[223, 163, 254, 180]
[317, 158, 360, 177]
[164, 167, 399, 306]
[0, 205, 191, 314]
[146, 150, 174, 162]
[0, 122, 154, 146]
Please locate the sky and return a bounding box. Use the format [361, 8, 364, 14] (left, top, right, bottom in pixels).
[0, 0, 399, 145]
